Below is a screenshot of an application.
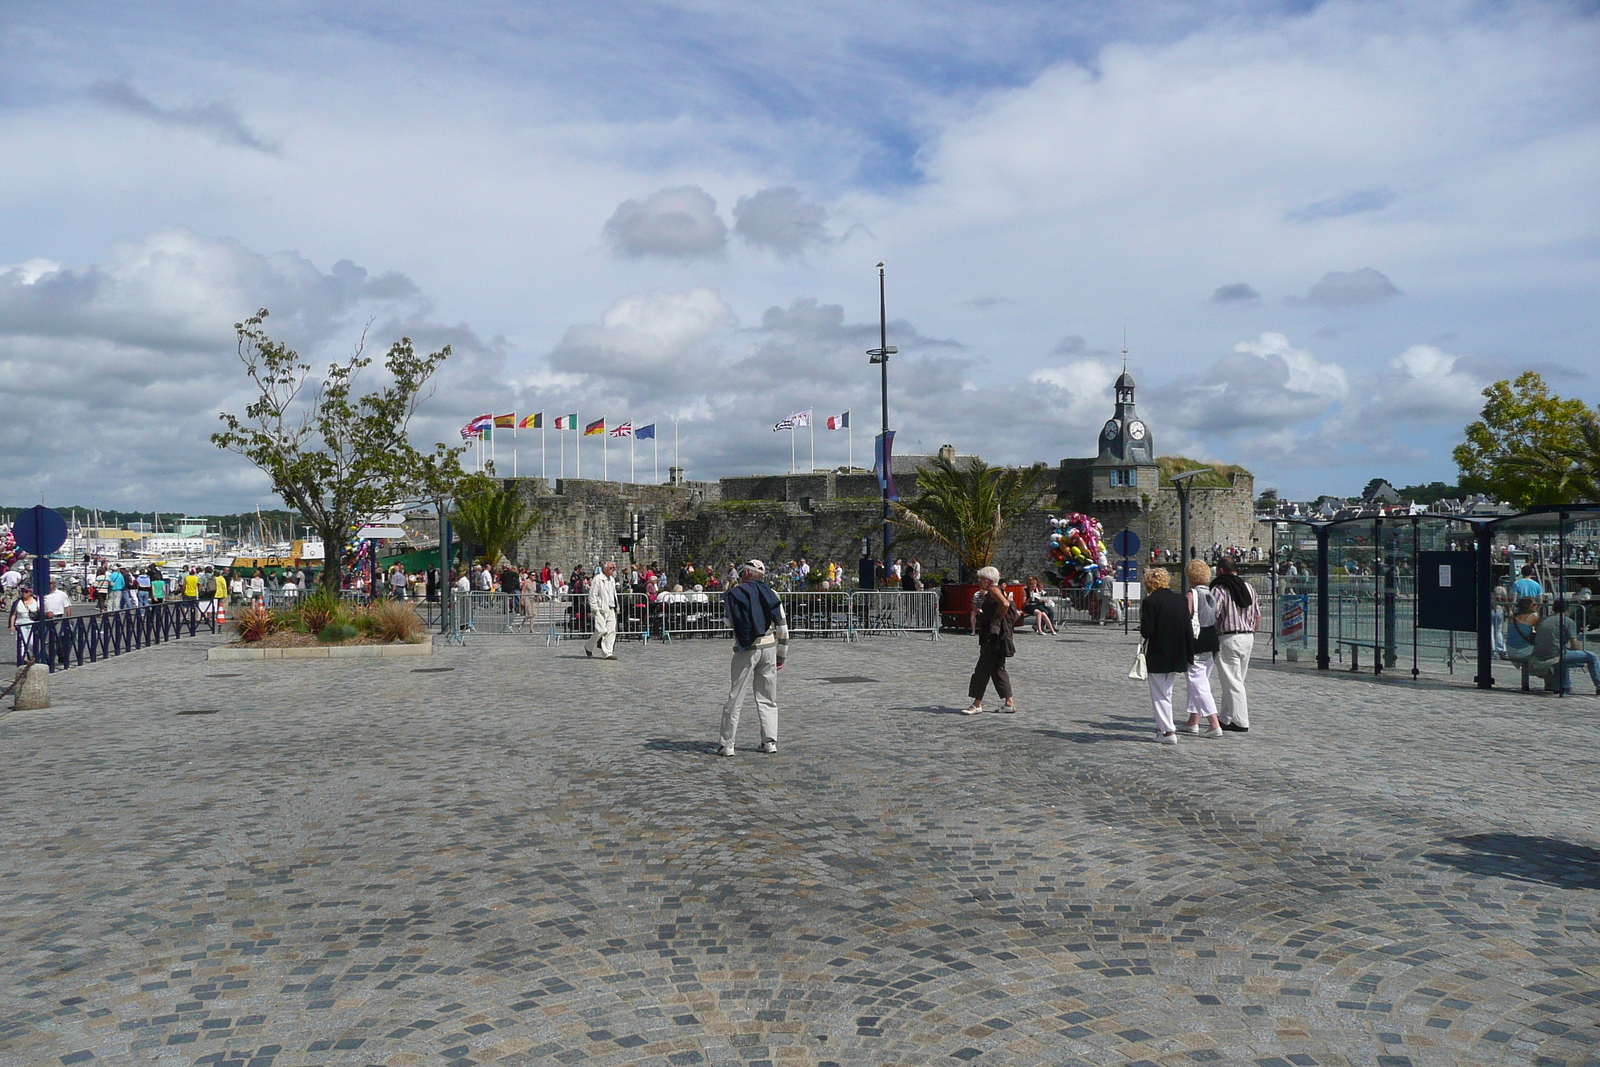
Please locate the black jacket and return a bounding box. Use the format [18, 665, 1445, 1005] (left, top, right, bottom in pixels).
[1140, 587, 1194, 674]
[725, 580, 783, 649]
[975, 590, 1018, 657]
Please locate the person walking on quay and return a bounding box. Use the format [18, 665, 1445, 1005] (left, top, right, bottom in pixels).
[9, 585, 41, 659]
[585, 561, 620, 660]
[963, 566, 1018, 714]
[1512, 564, 1543, 602]
[717, 560, 788, 756]
[1179, 560, 1223, 737]
[1139, 567, 1193, 744]
[1211, 558, 1260, 732]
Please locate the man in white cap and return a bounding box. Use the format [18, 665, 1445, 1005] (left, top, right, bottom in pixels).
[585, 561, 620, 660]
[717, 559, 788, 756]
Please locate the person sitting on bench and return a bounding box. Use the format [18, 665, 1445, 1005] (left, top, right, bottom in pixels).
[1506, 597, 1539, 665]
[1532, 599, 1600, 696]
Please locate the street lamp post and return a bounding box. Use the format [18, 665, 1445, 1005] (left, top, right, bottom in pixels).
[1170, 468, 1213, 593]
[866, 261, 897, 588]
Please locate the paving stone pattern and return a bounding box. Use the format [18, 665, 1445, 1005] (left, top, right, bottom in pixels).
[2, 627, 1599, 1067]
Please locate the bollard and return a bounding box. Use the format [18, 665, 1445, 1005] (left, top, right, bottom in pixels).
[13, 663, 50, 710]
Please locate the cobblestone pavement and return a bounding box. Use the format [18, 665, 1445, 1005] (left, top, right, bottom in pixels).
[3, 625, 1599, 1067]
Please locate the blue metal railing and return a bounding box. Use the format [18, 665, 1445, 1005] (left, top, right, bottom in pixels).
[16, 601, 218, 672]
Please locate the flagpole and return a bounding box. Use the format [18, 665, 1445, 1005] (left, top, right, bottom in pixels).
[848, 413, 853, 470]
[790, 424, 795, 474]
[576, 411, 581, 479]
[654, 434, 659, 484]
[560, 424, 565, 481]
[542, 420, 547, 482]
[809, 416, 815, 473]
[604, 423, 608, 482]
[630, 425, 636, 484]
[513, 420, 518, 479]
[675, 419, 680, 474]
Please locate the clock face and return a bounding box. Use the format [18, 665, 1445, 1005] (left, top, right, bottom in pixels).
[1128, 421, 1147, 441]
[1103, 420, 1120, 440]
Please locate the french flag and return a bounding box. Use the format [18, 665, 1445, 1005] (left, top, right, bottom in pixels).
[826, 411, 849, 430]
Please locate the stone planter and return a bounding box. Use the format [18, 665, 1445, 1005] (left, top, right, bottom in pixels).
[207, 641, 433, 661]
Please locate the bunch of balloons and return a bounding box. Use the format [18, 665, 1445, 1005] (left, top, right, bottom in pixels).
[0, 524, 16, 567]
[1047, 513, 1109, 588]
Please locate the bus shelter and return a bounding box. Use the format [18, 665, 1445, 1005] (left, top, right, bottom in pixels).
[1262, 505, 1600, 693]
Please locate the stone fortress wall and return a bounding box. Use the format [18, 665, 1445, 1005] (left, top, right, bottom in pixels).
[497, 447, 1256, 580]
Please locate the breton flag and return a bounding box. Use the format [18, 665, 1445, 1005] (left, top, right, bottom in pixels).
[584, 417, 606, 436]
[519, 412, 542, 429]
[610, 421, 633, 438]
[635, 423, 656, 440]
[773, 415, 794, 432]
[494, 413, 515, 428]
[826, 411, 850, 430]
[790, 409, 812, 428]
[553, 413, 577, 429]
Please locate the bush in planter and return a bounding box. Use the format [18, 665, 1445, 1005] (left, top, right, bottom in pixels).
[297, 590, 347, 636]
[316, 621, 360, 644]
[231, 606, 278, 643]
[365, 600, 425, 643]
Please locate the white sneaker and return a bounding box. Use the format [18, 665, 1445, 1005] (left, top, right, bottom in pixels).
[716, 745, 736, 757]
[1156, 732, 1177, 745]
[961, 705, 982, 715]
[1180, 723, 1201, 735]
[758, 740, 777, 754]
[1206, 726, 1224, 738]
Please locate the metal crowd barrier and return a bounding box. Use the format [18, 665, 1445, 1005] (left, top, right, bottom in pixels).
[17, 601, 217, 672]
[444, 589, 943, 645]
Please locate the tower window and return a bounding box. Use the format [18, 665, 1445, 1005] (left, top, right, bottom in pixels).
[1110, 469, 1137, 487]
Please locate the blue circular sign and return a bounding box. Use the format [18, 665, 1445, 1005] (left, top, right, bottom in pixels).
[14, 505, 68, 556]
[1112, 529, 1141, 557]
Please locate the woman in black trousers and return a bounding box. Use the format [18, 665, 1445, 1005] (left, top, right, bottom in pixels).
[963, 566, 1018, 714]
[1139, 566, 1194, 744]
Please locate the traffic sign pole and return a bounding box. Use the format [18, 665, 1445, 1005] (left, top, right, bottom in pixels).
[1112, 529, 1141, 636]
[15, 506, 68, 602]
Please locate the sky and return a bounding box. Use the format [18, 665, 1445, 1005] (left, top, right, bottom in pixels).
[1, 0, 1597, 512]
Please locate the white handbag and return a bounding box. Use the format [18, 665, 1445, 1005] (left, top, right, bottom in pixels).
[1127, 639, 1148, 680]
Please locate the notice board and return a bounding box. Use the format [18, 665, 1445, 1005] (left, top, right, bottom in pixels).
[1417, 550, 1477, 632]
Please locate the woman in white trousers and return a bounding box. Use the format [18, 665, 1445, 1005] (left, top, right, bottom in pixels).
[1180, 559, 1223, 737]
[1211, 558, 1261, 732]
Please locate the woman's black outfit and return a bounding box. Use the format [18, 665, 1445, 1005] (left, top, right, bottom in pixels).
[968, 591, 1018, 701]
[1139, 587, 1194, 674]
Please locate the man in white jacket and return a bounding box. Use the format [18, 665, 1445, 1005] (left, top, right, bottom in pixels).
[585, 561, 620, 660]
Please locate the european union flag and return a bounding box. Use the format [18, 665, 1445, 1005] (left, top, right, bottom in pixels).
[635, 423, 656, 440]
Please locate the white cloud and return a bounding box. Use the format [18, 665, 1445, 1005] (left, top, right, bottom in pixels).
[733, 187, 830, 256]
[0, 230, 469, 509]
[548, 288, 733, 385]
[603, 186, 728, 259]
[1296, 268, 1402, 307]
[1154, 332, 1349, 435]
[89, 78, 277, 153]
[1365, 343, 1484, 420]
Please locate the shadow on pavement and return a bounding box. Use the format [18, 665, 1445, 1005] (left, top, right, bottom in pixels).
[900, 705, 973, 716]
[1424, 833, 1600, 889]
[642, 737, 719, 754]
[1033, 716, 1150, 744]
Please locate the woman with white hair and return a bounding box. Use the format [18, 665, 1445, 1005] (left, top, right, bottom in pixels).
[962, 566, 1018, 714]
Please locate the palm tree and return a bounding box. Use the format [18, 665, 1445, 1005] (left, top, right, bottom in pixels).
[890, 457, 1052, 580]
[1508, 416, 1600, 504]
[449, 484, 541, 567]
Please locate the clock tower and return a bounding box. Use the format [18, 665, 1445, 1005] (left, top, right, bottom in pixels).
[1090, 368, 1158, 507]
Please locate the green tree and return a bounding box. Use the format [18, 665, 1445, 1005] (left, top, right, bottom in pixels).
[1507, 416, 1600, 505]
[212, 310, 468, 591]
[890, 457, 1051, 579]
[449, 480, 542, 567]
[1453, 372, 1597, 507]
